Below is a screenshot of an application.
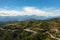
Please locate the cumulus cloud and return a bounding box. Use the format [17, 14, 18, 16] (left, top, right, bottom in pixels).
[0, 6, 60, 17]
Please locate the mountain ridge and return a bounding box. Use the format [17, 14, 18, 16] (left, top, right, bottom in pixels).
[0, 15, 60, 22]
[0, 15, 48, 22]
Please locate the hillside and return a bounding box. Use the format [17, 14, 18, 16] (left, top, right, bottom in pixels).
[0, 18, 60, 40]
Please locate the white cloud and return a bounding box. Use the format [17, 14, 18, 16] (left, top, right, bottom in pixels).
[0, 6, 60, 17]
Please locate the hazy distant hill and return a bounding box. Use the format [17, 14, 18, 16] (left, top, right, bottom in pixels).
[0, 15, 50, 22]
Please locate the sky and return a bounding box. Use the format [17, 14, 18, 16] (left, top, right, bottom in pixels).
[0, 0, 60, 17]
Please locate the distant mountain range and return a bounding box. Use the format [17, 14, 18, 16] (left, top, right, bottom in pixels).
[0, 15, 60, 22]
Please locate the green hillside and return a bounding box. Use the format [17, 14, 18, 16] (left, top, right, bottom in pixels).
[0, 18, 60, 40]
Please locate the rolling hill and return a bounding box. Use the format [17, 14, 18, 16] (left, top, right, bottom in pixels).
[0, 18, 60, 40]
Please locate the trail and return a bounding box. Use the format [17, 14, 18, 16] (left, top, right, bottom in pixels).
[0, 28, 60, 40]
[46, 32, 60, 40]
[24, 29, 37, 34]
[0, 28, 37, 33]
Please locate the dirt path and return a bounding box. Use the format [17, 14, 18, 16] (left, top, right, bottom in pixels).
[24, 29, 37, 34]
[46, 32, 60, 40]
[0, 28, 60, 40]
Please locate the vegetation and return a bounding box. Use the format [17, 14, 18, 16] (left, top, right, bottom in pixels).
[0, 18, 60, 40]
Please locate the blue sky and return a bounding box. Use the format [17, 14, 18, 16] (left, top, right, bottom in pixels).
[0, 0, 60, 17]
[0, 0, 60, 9]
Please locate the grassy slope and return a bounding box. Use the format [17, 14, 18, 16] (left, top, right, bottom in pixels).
[0, 18, 60, 40]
